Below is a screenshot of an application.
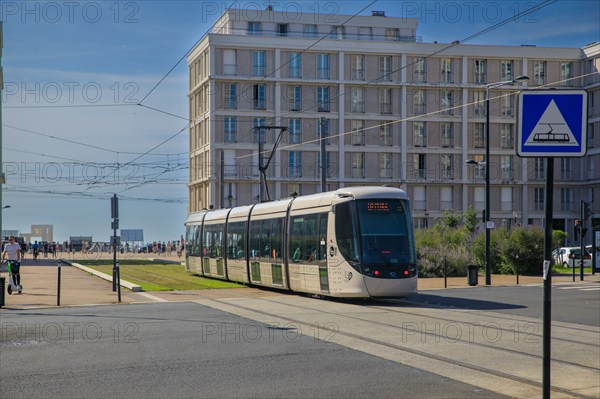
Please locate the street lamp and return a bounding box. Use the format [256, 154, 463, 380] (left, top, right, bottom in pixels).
[470, 75, 529, 286]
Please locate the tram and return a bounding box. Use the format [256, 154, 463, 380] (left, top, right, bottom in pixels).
[184, 186, 417, 298]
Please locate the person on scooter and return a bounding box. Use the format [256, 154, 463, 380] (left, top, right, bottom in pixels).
[2, 236, 22, 292]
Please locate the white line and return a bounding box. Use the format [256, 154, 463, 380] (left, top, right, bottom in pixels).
[557, 286, 596, 290]
[579, 288, 600, 291]
[136, 292, 169, 302]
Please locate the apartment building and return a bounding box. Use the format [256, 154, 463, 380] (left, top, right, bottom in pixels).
[187, 8, 600, 244]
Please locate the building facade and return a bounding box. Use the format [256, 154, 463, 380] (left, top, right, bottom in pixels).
[187, 8, 599, 245]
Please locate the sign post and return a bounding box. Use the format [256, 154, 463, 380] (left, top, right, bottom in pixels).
[518, 89, 587, 399]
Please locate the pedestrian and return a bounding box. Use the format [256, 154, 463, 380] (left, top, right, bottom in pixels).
[2, 236, 23, 291]
[20, 242, 27, 260]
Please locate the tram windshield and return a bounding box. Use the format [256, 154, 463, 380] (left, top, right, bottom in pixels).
[356, 199, 416, 267]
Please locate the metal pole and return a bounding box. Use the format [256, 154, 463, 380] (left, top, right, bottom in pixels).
[580, 200, 584, 281]
[57, 260, 62, 306]
[444, 256, 447, 288]
[116, 260, 121, 303]
[220, 150, 224, 209]
[320, 117, 326, 193]
[112, 194, 117, 292]
[485, 87, 491, 286]
[542, 157, 554, 399]
[258, 131, 264, 203]
[0, 22, 4, 244]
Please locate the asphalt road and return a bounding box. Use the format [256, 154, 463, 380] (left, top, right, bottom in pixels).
[0, 302, 506, 399]
[404, 282, 600, 326]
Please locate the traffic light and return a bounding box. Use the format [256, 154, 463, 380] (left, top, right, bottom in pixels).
[583, 201, 591, 220]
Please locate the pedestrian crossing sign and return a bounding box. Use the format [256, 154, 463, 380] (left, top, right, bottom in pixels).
[517, 90, 587, 157]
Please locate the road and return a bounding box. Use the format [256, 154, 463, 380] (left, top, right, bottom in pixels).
[1, 264, 598, 398]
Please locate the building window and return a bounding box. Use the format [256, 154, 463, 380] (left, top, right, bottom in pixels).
[413, 186, 426, 211]
[248, 22, 261, 35]
[330, 26, 344, 39]
[253, 51, 265, 76]
[501, 60, 513, 81]
[224, 116, 237, 142]
[441, 90, 453, 115]
[534, 61, 546, 85]
[534, 158, 545, 180]
[415, 58, 426, 82]
[358, 27, 372, 40]
[253, 84, 266, 110]
[253, 118, 266, 143]
[303, 24, 317, 38]
[534, 188, 544, 211]
[561, 158, 572, 180]
[318, 118, 330, 144]
[223, 49, 236, 75]
[317, 53, 330, 79]
[380, 153, 392, 178]
[475, 59, 487, 84]
[441, 154, 454, 179]
[474, 123, 485, 148]
[379, 56, 392, 81]
[561, 62, 573, 86]
[501, 94, 514, 116]
[290, 85, 302, 111]
[289, 118, 302, 144]
[317, 86, 330, 112]
[501, 124, 513, 148]
[289, 152, 302, 177]
[561, 188, 572, 211]
[474, 154, 484, 179]
[474, 91, 486, 116]
[352, 55, 365, 80]
[441, 187, 453, 210]
[289, 52, 302, 78]
[441, 58, 453, 83]
[224, 83, 237, 109]
[441, 122, 453, 147]
[414, 154, 426, 179]
[414, 122, 426, 147]
[351, 120, 365, 146]
[351, 87, 365, 113]
[414, 89, 426, 114]
[316, 152, 331, 178]
[385, 28, 399, 41]
[380, 88, 392, 114]
[501, 155, 513, 180]
[277, 23, 288, 36]
[352, 153, 365, 178]
[380, 122, 392, 146]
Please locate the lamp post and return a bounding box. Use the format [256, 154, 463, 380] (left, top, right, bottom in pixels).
[469, 75, 529, 286]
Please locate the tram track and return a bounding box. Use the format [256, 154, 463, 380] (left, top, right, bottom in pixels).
[199, 296, 598, 399]
[367, 300, 599, 348]
[251, 296, 599, 372]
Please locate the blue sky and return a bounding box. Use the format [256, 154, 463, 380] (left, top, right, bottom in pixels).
[1, 0, 599, 242]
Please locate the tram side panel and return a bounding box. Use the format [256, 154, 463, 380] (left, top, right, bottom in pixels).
[325, 200, 370, 297]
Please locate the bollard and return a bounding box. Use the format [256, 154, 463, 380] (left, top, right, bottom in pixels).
[57, 260, 62, 306]
[467, 265, 479, 286]
[116, 261, 121, 303]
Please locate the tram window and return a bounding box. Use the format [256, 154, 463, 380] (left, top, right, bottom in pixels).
[290, 214, 324, 264]
[250, 218, 284, 262]
[335, 202, 359, 263]
[194, 226, 201, 256]
[227, 222, 246, 260]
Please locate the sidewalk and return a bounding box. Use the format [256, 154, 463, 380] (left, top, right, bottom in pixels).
[2, 255, 598, 310]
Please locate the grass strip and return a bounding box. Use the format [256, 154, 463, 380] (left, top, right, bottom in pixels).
[80, 262, 245, 291]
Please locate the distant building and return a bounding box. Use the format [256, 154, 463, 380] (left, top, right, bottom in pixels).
[20, 224, 53, 243]
[187, 8, 599, 245]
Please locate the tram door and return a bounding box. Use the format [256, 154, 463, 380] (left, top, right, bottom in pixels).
[318, 214, 329, 292]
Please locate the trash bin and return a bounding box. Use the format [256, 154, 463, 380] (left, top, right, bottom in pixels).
[467, 265, 479, 286]
[0, 276, 5, 308]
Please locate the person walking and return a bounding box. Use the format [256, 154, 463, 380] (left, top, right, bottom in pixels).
[2, 236, 23, 291]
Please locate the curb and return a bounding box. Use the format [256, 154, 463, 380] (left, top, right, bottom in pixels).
[60, 259, 142, 292]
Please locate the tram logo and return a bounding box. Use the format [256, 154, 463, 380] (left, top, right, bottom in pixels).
[345, 271, 353, 281]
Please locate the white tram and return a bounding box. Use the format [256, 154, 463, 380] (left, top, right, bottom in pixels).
[184, 187, 417, 298]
